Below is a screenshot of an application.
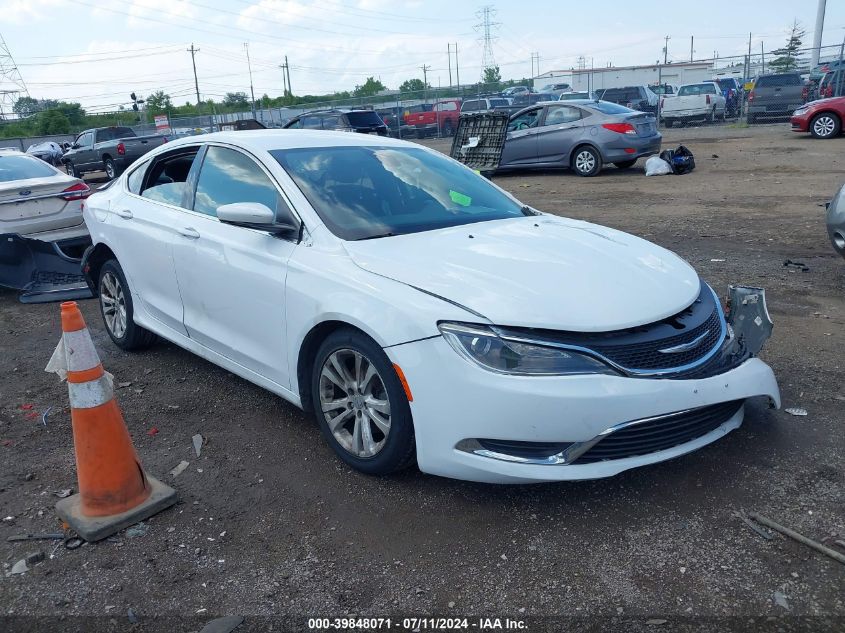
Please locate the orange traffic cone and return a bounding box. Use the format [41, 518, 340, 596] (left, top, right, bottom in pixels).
[54, 301, 176, 542]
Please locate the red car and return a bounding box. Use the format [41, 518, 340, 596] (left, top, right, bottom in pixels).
[791, 97, 845, 139]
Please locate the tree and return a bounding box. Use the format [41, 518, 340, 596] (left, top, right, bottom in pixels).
[54, 102, 85, 126]
[13, 97, 41, 117]
[482, 65, 502, 88]
[223, 92, 249, 107]
[145, 90, 172, 112]
[36, 109, 71, 135]
[353, 77, 386, 97]
[399, 78, 427, 94]
[769, 20, 806, 72]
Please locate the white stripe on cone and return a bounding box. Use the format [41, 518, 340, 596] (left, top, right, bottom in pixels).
[68, 375, 114, 409]
[63, 329, 102, 373]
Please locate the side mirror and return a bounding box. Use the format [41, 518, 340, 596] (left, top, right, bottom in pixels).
[71, 143, 80, 150]
[217, 202, 300, 235]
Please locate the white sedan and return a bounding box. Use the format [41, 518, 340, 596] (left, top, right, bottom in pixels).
[82, 131, 780, 483]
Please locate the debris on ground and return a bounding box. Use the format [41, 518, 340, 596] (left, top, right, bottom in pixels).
[710, 258, 726, 262]
[54, 489, 73, 498]
[198, 615, 245, 633]
[7, 533, 65, 542]
[748, 513, 845, 565]
[773, 591, 790, 610]
[147, 426, 160, 436]
[193, 434, 204, 457]
[25, 552, 45, 565]
[733, 511, 774, 540]
[646, 619, 668, 626]
[784, 408, 808, 416]
[645, 156, 672, 176]
[6, 559, 29, 576]
[117, 381, 132, 388]
[125, 523, 149, 539]
[41, 406, 52, 426]
[170, 460, 190, 478]
[128, 608, 139, 624]
[783, 259, 809, 272]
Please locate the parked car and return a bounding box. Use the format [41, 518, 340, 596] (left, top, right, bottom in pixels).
[0, 149, 93, 301]
[375, 106, 413, 138]
[62, 126, 169, 180]
[713, 77, 744, 117]
[404, 99, 461, 137]
[499, 100, 661, 176]
[460, 97, 511, 114]
[559, 91, 597, 101]
[660, 82, 727, 127]
[502, 86, 530, 98]
[537, 82, 572, 97]
[282, 109, 388, 136]
[498, 92, 557, 115]
[26, 141, 65, 166]
[594, 86, 658, 114]
[791, 96, 845, 139]
[746, 73, 806, 123]
[80, 129, 779, 483]
[826, 181, 845, 259]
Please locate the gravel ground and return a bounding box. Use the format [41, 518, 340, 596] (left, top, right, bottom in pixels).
[1, 124, 844, 633]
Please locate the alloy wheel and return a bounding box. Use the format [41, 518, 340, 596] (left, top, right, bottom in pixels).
[813, 116, 835, 138]
[100, 271, 127, 339]
[575, 150, 596, 174]
[319, 349, 391, 458]
[105, 160, 115, 179]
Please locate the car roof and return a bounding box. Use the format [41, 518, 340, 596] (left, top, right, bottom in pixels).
[159, 129, 409, 154]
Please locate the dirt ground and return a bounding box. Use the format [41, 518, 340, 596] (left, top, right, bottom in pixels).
[1, 124, 844, 633]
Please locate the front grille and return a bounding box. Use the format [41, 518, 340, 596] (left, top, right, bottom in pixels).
[572, 400, 744, 464]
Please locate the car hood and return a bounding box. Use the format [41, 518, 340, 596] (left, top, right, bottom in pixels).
[343, 215, 701, 332]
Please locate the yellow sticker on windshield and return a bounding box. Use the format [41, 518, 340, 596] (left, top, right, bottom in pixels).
[450, 190, 472, 207]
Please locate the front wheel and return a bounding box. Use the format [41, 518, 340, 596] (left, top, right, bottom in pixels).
[65, 161, 79, 178]
[311, 329, 416, 475]
[572, 146, 602, 177]
[442, 120, 453, 137]
[810, 113, 841, 139]
[98, 260, 157, 351]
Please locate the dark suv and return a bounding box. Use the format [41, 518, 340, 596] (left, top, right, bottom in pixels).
[283, 109, 388, 136]
[714, 77, 743, 117]
[595, 86, 658, 114]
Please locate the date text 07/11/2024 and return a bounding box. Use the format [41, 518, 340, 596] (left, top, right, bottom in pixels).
[307, 617, 528, 630]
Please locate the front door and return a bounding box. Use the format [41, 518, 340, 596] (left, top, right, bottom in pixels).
[171, 144, 299, 388]
[501, 107, 543, 167]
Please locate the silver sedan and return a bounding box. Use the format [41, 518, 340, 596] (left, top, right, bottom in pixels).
[499, 100, 662, 177]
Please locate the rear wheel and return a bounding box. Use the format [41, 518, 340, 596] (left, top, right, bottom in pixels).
[663, 118, 674, 129]
[614, 159, 637, 169]
[98, 260, 157, 351]
[810, 113, 841, 139]
[572, 146, 602, 177]
[104, 158, 118, 180]
[708, 107, 716, 123]
[311, 329, 415, 475]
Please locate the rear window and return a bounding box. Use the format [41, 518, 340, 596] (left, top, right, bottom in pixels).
[0, 153, 56, 182]
[344, 111, 385, 126]
[592, 102, 637, 115]
[489, 98, 509, 107]
[97, 127, 135, 142]
[678, 84, 717, 96]
[756, 74, 802, 87]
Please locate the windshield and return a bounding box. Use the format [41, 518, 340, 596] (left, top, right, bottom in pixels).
[272, 146, 527, 240]
[0, 153, 56, 182]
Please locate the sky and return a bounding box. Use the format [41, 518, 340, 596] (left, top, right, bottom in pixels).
[1, 0, 844, 112]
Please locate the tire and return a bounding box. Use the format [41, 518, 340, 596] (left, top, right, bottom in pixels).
[708, 107, 716, 123]
[311, 328, 416, 476]
[442, 120, 454, 137]
[663, 118, 674, 129]
[810, 113, 841, 139]
[614, 159, 637, 169]
[746, 114, 756, 125]
[65, 161, 79, 178]
[571, 146, 602, 177]
[98, 260, 157, 351]
[104, 157, 118, 180]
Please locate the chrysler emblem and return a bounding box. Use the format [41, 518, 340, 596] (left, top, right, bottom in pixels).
[658, 331, 710, 354]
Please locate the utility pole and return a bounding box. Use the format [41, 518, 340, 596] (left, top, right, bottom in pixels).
[531, 52, 540, 77]
[285, 55, 292, 101]
[663, 35, 670, 64]
[447, 44, 453, 87]
[280, 60, 288, 99]
[244, 42, 256, 119]
[746, 32, 752, 81]
[690, 36, 694, 62]
[811, 0, 827, 69]
[187, 44, 201, 107]
[420, 64, 431, 103]
[455, 43, 460, 90]
[761, 42, 765, 75]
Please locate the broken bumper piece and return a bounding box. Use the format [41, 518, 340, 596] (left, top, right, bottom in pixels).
[726, 285, 774, 357]
[0, 234, 94, 304]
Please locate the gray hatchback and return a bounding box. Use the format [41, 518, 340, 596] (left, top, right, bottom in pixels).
[499, 100, 662, 176]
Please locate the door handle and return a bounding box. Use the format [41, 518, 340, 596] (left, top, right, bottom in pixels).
[115, 209, 133, 219]
[178, 227, 200, 239]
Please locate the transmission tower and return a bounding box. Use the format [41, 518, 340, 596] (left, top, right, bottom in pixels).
[0, 33, 29, 120]
[475, 5, 500, 78]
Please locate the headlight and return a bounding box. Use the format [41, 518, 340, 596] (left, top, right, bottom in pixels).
[438, 322, 619, 376]
[793, 107, 809, 115]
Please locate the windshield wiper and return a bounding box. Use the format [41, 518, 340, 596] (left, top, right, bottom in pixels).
[356, 232, 397, 241]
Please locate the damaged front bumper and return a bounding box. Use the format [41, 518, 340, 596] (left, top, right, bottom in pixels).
[0, 234, 94, 304]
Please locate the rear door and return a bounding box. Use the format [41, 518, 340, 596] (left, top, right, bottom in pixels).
[170, 144, 299, 387]
[535, 105, 585, 164]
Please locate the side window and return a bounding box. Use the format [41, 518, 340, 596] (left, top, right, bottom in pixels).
[193, 146, 291, 221]
[462, 100, 479, 112]
[126, 159, 151, 195]
[543, 105, 581, 126]
[322, 115, 342, 129]
[508, 109, 541, 131]
[140, 149, 199, 208]
[76, 133, 92, 147]
[300, 116, 321, 129]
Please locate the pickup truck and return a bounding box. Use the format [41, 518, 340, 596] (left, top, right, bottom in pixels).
[746, 73, 806, 123]
[404, 99, 462, 137]
[62, 126, 169, 180]
[660, 82, 726, 127]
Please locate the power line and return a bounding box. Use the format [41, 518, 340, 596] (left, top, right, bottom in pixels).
[0, 32, 29, 120]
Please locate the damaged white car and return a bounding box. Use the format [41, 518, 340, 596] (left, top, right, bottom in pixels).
[81, 131, 780, 483]
[0, 148, 92, 302]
